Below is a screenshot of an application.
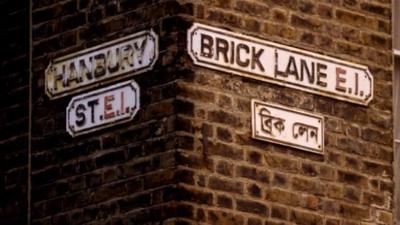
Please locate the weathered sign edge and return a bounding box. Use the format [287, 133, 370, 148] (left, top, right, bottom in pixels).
[187, 23, 374, 106]
[45, 29, 158, 100]
[66, 80, 140, 137]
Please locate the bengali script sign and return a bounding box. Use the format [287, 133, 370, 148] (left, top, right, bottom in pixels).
[252, 99, 324, 154]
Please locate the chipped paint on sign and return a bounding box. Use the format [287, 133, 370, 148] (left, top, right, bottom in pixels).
[188, 23, 373, 105]
[46, 30, 157, 99]
[66, 80, 140, 137]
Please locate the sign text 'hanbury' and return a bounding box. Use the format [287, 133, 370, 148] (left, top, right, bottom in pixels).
[46, 30, 158, 99]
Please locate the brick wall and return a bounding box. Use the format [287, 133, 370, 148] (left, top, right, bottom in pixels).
[0, 0, 29, 224]
[30, 1, 193, 225]
[2, 0, 394, 224]
[171, 0, 394, 225]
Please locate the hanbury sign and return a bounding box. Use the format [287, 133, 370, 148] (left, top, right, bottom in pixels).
[188, 23, 373, 105]
[46, 30, 158, 99]
[252, 99, 324, 154]
[66, 80, 140, 137]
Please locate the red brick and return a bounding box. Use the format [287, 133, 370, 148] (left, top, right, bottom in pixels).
[216, 160, 234, 177]
[235, 1, 270, 18]
[336, 9, 366, 27]
[209, 176, 243, 194]
[338, 170, 368, 187]
[343, 186, 361, 202]
[339, 203, 370, 220]
[236, 165, 270, 183]
[271, 205, 288, 220]
[290, 209, 323, 225]
[266, 188, 299, 206]
[236, 199, 269, 216]
[208, 210, 244, 225]
[217, 195, 233, 209]
[217, 127, 233, 142]
[291, 14, 323, 32]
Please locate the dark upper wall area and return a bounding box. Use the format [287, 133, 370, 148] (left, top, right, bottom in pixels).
[0, 0, 29, 224]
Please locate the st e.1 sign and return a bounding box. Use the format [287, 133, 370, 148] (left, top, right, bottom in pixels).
[188, 23, 373, 105]
[66, 80, 140, 137]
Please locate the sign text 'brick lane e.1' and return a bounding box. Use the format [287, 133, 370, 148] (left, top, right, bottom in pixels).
[252, 99, 324, 154]
[46, 30, 158, 99]
[66, 80, 140, 137]
[188, 23, 373, 105]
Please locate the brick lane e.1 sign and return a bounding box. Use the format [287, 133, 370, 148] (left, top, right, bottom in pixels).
[66, 80, 140, 137]
[252, 99, 324, 154]
[46, 30, 158, 99]
[188, 23, 373, 105]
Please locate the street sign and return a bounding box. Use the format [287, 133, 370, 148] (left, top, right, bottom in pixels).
[252, 99, 324, 154]
[188, 23, 373, 105]
[66, 80, 140, 137]
[46, 30, 158, 99]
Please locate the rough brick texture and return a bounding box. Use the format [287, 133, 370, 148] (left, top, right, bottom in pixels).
[1, 0, 395, 224]
[0, 0, 29, 224]
[169, 0, 394, 225]
[30, 1, 195, 225]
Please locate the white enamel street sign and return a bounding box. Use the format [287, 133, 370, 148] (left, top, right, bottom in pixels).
[46, 30, 158, 99]
[66, 80, 140, 137]
[188, 23, 373, 105]
[252, 99, 324, 154]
